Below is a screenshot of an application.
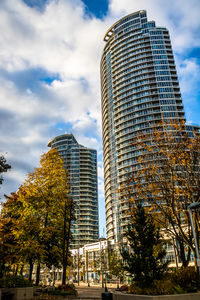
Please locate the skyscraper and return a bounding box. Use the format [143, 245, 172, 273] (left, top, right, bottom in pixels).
[101, 10, 187, 242]
[48, 134, 99, 248]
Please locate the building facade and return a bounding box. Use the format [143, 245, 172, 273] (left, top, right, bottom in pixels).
[69, 237, 192, 285]
[71, 238, 114, 284]
[101, 10, 189, 242]
[48, 134, 99, 248]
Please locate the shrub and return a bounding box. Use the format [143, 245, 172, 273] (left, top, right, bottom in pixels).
[57, 283, 75, 290]
[0, 275, 33, 288]
[48, 283, 77, 296]
[119, 284, 128, 291]
[129, 279, 184, 295]
[127, 267, 199, 295]
[170, 267, 198, 292]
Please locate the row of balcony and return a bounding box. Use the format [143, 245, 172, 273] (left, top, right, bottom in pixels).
[114, 100, 182, 123]
[115, 108, 184, 134]
[115, 116, 185, 145]
[113, 89, 181, 112]
[113, 62, 175, 84]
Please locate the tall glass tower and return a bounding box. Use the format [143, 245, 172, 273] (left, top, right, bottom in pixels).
[101, 10, 186, 242]
[48, 134, 99, 248]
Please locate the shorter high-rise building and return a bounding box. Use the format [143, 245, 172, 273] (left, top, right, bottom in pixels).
[48, 134, 99, 248]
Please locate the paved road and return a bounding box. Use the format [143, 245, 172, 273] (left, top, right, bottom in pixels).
[76, 286, 114, 299]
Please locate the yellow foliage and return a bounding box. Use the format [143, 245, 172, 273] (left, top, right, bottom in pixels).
[1, 148, 74, 271]
[120, 120, 200, 268]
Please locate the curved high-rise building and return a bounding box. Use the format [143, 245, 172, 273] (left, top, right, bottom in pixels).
[101, 10, 186, 242]
[48, 134, 99, 248]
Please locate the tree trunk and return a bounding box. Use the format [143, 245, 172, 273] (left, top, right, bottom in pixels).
[178, 238, 188, 267]
[20, 264, 24, 276]
[53, 267, 56, 286]
[15, 264, 19, 276]
[62, 202, 67, 286]
[36, 263, 41, 286]
[62, 261, 67, 285]
[186, 247, 191, 266]
[62, 197, 73, 285]
[28, 259, 33, 282]
[0, 260, 6, 278]
[193, 256, 200, 288]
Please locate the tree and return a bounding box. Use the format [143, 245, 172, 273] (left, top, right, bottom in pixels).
[60, 194, 75, 285]
[108, 249, 124, 284]
[121, 121, 200, 269]
[2, 148, 75, 284]
[0, 191, 21, 278]
[121, 204, 167, 287]
[0, 155, 11, 185]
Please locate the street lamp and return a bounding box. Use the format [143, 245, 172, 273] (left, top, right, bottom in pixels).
[188, 202, 200, 274]
[77, 247, 80, 286]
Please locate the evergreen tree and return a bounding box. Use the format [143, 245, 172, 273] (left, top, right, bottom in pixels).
[121, 204, 168, 287]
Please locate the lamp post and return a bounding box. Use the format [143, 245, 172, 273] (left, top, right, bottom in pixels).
[77, 247, 80, 286]
[188, 202, 200, 276]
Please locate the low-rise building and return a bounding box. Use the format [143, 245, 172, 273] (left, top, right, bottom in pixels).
[70, 238, 115, 284]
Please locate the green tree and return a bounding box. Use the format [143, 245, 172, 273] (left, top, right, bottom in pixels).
[121, 204, 167, 287]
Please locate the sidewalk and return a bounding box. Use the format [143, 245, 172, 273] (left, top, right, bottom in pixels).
[76, 286, 104, 299]
[75, 285, 118, 299]
[74, 282, 118, 289]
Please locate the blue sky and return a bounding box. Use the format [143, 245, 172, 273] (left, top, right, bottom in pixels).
[0, 0, 200, 237]
[23, 0, 109, 17]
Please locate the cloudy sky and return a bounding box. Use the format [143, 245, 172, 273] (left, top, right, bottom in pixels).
[0, 0, 200, 236]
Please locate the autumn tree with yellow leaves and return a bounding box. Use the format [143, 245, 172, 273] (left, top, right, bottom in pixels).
[121, 121, 200, 270]
[0, 148, 75, 285]
[0, 191, 22, 278]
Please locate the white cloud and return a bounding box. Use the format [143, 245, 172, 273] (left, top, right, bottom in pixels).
[108, 0, 200, 52]
[98, 164, 104, 179]
[0, 0, 106, 197]
[177, 58, 200, 95]
[108, 0, 200, 124]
